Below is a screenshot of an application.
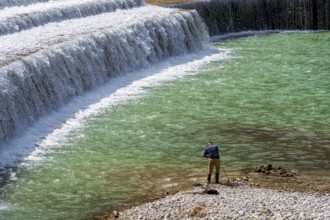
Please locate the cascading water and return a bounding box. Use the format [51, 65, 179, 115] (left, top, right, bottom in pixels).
[0, 0, 49, 9]
[0, 1, 209, 147]
[171, 0, 330, 36]
[0, 0, 145, 36]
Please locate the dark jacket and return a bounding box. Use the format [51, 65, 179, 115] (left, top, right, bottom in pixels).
[204, 145, 220, 159]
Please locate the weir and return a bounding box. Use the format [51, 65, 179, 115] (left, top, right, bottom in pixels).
[171, 0, 330, 36]
[0, 0, 49, 9]
[0, 0, 145, 36]
[0, 1, 329, 219]
[0, 2, 209, 146]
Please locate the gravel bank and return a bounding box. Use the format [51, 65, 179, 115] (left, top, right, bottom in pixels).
[120, 184, 330, 219]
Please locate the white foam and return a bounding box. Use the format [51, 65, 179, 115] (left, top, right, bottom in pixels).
[0, 201, 11, 211]
[0, 0, 129, 18]
[0, 5, 176, 66]
[0, 0, 145, 36]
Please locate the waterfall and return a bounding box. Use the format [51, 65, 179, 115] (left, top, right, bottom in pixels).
[171, 0, 330, 36]
[0, 0, 50, 9]
[0, 2, 209, 146]
[0, 0, 145, 36]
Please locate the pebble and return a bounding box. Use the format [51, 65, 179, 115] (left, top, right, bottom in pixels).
[120, 184, 330, 219]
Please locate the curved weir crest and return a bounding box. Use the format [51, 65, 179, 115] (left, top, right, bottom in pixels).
[0, 2, 209, 147]
[0, 0, 146, 36]
[0, 0, 50, 9]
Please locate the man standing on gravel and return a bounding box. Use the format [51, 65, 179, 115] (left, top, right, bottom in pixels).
[203, 141, 220, 184]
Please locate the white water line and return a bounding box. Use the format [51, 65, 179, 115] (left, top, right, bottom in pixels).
[0, 0, 145, 36]
[0, 0, 50, 9]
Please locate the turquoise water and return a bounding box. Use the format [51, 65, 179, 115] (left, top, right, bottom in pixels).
[0, 32, 329, 219]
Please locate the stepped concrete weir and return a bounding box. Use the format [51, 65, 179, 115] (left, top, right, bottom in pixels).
[0, 1, 209, 146]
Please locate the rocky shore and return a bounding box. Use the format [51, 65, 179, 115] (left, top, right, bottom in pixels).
[118, 183, 330, 220]
[94, 165, 330, 220]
